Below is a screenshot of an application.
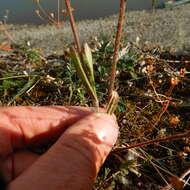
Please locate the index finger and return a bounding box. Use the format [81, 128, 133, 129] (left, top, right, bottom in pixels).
[0, 106, 93, 156]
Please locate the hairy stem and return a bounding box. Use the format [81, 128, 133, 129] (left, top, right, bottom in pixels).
[108, 0, 126, 98]
[65, 0, 81, 53]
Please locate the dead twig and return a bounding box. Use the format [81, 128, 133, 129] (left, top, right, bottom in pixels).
[114, 130, 190, 151]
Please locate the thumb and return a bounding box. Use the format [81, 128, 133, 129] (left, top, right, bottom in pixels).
[8, 113, 119, 190]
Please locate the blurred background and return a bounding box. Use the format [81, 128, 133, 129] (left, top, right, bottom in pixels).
[0, 0, 165, 24]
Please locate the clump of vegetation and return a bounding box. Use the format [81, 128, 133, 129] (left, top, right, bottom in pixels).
[64, 0, 125, 113]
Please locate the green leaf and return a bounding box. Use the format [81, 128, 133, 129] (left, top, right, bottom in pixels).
[2, 79, 25, 90]
[8, 76, 40, 105]
[69, 47, 98, 105]
[81, 43, 96, 93]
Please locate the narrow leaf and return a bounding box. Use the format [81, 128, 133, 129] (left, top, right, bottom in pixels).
[81, 43, 96, 93]
[8, 76, 40, 105]
[70, 47, 98, 104]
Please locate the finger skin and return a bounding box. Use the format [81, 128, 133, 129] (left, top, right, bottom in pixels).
[0, 106, 93, 156]
[8, 113, 119, 190]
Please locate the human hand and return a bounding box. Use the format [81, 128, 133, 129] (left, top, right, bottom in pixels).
[0, 106, 118, 190]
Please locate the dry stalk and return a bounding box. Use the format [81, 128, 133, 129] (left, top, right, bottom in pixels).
[147, 73, 179, 129]
[0, 21, 16, 44]
[64, 0, 81, 53]
[152, 101, 169, 127]
[108, 0, 126, 98]
[34, 0, 60, 26]
[114, 130, 190, 151]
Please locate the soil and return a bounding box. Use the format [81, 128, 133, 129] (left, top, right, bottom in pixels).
[1, 4, 190, 55]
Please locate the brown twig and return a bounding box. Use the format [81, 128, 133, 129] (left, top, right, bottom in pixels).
[108, 0, 126, 98]
[34, 0, 59, 26]
[114, 130, 190, 152]
[64, 0, 81, 53]
[0, 21, 16, 44]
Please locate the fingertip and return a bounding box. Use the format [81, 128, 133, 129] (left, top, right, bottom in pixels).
[62, 111, 119, 164]
[88, 112, 119, 147]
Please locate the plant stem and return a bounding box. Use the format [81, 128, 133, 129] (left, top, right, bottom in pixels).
[114, 130, 190, 151]
[108, 0, 126, 98]
[64, 0, 81, 53]
[106, 91, 119, 114]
